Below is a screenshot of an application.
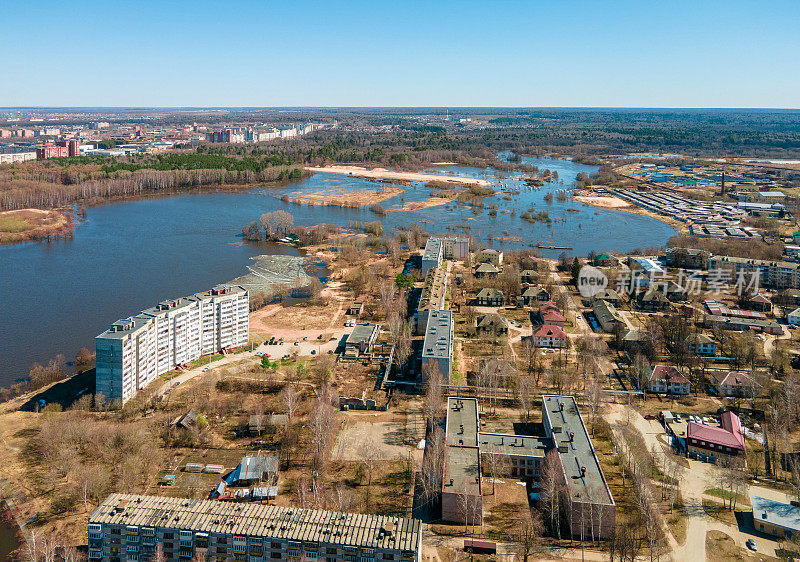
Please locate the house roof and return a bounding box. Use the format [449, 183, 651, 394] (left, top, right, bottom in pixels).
[476, 314, 507, 329]
[641, 290, 669, 303]
[686, 333, 714, 345]
[226, 455, 279, 484]
[749, 293, 772, 304]
[649, 365, 689, 384]
[475, 263, 500, 273]
[476, 288, 504, 299]
[522, 286, 547, 297]
[687, 411, 745, 451]
[534, 325, 567, 339]
[623, 329, 648, 342]
[751, 496, 800, 533]
[716, 371, 752, 388]
[542, 311, 565, 323]
[594, 288, 620, 301]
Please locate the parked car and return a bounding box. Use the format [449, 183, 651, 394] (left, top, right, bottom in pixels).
[644, 414, 656, 420]
[746, 539, 757, 551]
[202, 367, 210, 372]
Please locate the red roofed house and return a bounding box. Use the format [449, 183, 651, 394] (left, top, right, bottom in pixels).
[647, 365, 690, 395]
[686, 411, 746, 465]
[713, 371, 757, 398]
[533, 325, 568, 348]
[533, 302, 566, 327]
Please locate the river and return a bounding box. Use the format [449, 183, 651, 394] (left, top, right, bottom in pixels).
[0, 156, 675, 387]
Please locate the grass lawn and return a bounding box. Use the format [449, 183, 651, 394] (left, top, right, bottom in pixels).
[665, 492, 688, 545]
[0, 215, 31, 232]
[705, 488, 751, 507]
[706, 530, 771, 562]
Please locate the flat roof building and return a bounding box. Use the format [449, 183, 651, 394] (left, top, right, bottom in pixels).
[542, 395, 616, 539]
[751, 495, 800, 539]
[344, 323, 380, 358]
[421, 310, 453, 383]
[88, 493, 422, 562]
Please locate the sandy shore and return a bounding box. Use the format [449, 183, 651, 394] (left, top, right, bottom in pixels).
[573, 195, 631, 209]
[575, 194, 684, 232]
[305, 165, 490, 186]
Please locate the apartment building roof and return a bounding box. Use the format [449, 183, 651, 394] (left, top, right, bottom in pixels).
[542, 395, 615, 507]
[422, 238, 443, 261]
[446, 397, 478, 447]
[192, 284, 248, 301]
[96, 316, 153, 340]
[90, 494, 421, 551]
[422, 310, 452, 360]
[443, 446, 482, 497]
[478, 432, 548, 458]
[710, 255, 799, 271]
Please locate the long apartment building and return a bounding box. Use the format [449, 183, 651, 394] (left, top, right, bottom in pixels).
[420, 236, 469, 275]
[88, 493, 422, 562]
[707, 255, 800, 289]
[542, 395, 616, 540]
[439, 396, 615, 539]
[421, 310, 453, 384]
[96, 285, 248, 405]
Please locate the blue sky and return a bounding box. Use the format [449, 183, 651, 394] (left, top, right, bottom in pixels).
[2, 0, 799, 107]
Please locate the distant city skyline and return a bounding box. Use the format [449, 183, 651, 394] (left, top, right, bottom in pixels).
[2, 0, 799, 108]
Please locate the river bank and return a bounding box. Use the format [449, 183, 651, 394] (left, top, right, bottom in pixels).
[0, 209, 75, 245]
[304, 164, 491, 186]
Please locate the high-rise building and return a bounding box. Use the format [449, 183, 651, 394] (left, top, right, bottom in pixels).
[95, 285, 248, 405]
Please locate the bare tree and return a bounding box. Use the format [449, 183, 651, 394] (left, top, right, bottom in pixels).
[281, 384, 298, 419]
[422, 361, 444, 431]
[540, 449, 563, 539]
[515, 510, 544, 561]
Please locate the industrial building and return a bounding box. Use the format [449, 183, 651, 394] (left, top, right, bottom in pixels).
[88, 493, 422, 562]
[95, 285, 249, 405]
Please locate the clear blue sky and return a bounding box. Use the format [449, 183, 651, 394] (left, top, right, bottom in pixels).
[3, 0, 799, 108]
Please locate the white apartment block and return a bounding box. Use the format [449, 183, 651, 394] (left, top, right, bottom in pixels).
[96, 285, 248, 405]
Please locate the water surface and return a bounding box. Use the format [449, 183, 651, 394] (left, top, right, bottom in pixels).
[0, 156, 674, 386]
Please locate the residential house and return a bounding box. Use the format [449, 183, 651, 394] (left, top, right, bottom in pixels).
[686, 333, 717, 356]
[647, 365, 690, 395]
[474, 262, 500, 279]
[775, 288, 800, 307]
[593, 299, 625, 333]
[592, 288, 621, 306]
[533, 325, 568, 348]
[593, 253, 618, 267]
[712, 371, 757, 398]
[475, 288, 504, 307]
[520, 269, 538, 285]
[225, 455, 279, 487]
[656, 280, 687, 302]
[476, 248, 503, 266]
[638, 289, 671, 312]
[475, 313, 509, 335]
[533, 302, 565, 327]
[743, 293, 772, 313]
[521, 286, 549, 305]
[788, 307, 800, 326]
